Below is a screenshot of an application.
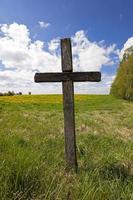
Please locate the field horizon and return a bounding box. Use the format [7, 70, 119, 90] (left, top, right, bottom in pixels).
[0, 94, 133, 200]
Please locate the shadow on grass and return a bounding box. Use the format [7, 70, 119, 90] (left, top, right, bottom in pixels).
[79, 161, 133, 182]
[100, 163, 132, 181]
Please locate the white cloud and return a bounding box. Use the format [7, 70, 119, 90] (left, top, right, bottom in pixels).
[38, 21, 51, 29]
[72, 31, 117, 71]
[48, 38, 60, 53]
[0, 23, 30, 45]
[0, 23, 60, 72]
[119, 37, 133, 59]
[0, 23, 118, 94]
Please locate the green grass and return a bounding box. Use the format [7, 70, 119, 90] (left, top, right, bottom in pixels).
[0, 95, 133, 200]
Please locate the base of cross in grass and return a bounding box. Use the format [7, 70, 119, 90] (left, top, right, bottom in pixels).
[34, 38, 101, 171]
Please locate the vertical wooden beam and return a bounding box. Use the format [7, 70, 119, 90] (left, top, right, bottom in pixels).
[61, 38, 78, 171]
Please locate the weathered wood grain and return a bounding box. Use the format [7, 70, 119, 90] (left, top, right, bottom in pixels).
[61, 38, 78, 171]
[34, 37, 102, 172]
[35, 72, 101, 82]
[61, 38, 73, 72]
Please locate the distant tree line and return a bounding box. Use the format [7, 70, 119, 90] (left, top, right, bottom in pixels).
[110, 46, 133, 101]
[0, 91, 22, 96]
[0, 91, 32, 96]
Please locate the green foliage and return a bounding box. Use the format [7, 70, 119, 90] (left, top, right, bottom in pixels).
[0, 91, 24, 96]
[0, 91, 15, 96]
[0, 95, 133, 199]
[110, 48, 133, 101]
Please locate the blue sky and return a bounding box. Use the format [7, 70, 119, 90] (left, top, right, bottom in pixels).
[0, 0, 133, 94]
[0, 0, 132, 45]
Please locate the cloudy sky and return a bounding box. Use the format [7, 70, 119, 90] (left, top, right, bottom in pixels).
[0, 0, 133, 94]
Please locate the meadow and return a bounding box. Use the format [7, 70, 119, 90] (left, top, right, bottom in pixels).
[0, 95, 133, 200]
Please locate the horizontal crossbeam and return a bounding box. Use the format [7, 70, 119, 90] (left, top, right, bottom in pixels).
[35, 72, 101, 83]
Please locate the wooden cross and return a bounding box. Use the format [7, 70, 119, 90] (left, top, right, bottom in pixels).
[34, 38, 101, 171]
